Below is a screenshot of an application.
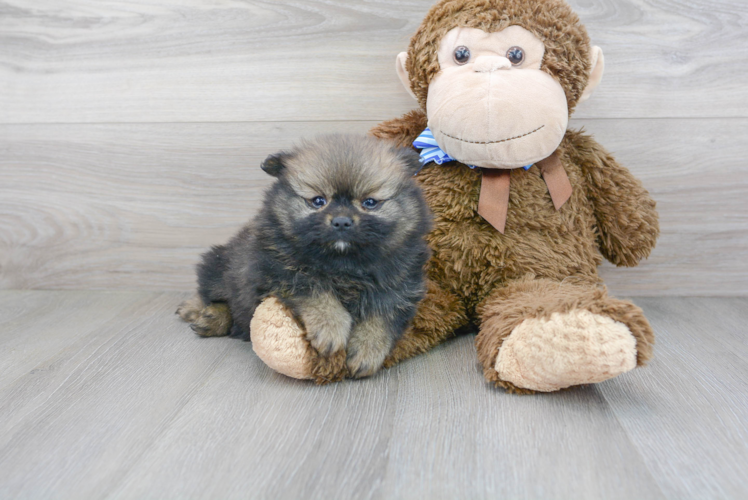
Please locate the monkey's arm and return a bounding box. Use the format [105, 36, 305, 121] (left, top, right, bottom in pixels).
[566, 131, 659, 267]
[370, 109, 428, 148]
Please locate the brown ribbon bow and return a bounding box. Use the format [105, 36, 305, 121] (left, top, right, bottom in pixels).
[477, 151, 572, 234]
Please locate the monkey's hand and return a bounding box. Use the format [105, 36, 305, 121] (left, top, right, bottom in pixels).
[569, 131, 660, 267]
[369, 109, 428, 148]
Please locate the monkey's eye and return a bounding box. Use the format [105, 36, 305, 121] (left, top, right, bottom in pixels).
[506, 46, 525, 65]
[361, 198, 380, 210]
[310, 196, 327, 209]
[453, 46, 471, 65]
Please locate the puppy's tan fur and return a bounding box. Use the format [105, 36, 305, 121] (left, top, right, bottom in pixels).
[346, 316, 394, 378]
[297, 292, 353, 357]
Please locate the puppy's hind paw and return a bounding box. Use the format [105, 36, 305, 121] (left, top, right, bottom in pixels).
[176, 296, 205, 323]
[177, 297, 232, 338]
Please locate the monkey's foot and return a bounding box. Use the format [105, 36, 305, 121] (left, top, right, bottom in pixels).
[176, 297, 232, 337]
[495, 309, 637, 392]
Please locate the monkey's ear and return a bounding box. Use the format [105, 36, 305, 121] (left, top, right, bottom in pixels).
[396, 52, 417, 101]
[396, 147, 423, 176]
[579, 46, 605, 103]
[261, 152, 291, 177]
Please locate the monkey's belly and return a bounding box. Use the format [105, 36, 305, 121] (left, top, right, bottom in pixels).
[418, 158, 601, 308]
[426, 196, 601, 309]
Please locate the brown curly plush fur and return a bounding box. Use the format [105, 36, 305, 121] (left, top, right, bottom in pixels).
[309, 0, 659, 392]
[371, 107, 659, 389]
[476, 277, 655, 391]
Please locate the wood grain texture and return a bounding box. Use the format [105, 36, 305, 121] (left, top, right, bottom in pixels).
[0, 120, 371, 290]
[0, 290, 144, 387]
[112, 333, 663, 500]
[2, 119, 746, 294]
[1, 0, 746, 496]
[601, 297, 748, 499]
[0, 292, 746, 498]
[0, 291, 231, 499]
[110, 336, 402, 500]
[373, 338, 663, 500]
[1, 0, 747, 123]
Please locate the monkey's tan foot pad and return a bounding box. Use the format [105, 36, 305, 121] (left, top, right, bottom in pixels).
[250, 297, 314, 380]
[495, 309, 637, 392]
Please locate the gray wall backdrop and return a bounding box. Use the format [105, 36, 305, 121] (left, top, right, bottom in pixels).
[1, 0, 747, 295]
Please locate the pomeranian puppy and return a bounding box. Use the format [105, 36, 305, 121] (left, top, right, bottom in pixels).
[177, 134, 431, 378]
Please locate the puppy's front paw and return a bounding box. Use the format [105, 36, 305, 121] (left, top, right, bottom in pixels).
[347, 344, 388, 379]
[346, 317, 393, 378]
[306, 324, 350, 357]
[299, 293, 352, 356]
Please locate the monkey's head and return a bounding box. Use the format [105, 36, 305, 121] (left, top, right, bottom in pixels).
[397, 0, 604, 169]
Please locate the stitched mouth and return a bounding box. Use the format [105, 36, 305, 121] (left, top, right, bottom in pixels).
[437, 125, 545, 145]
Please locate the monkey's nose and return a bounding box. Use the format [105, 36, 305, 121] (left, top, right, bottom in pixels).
[331, 216, 353, 230]
[473, 56, 512, 73]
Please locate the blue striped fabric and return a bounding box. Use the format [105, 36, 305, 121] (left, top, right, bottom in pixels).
[412, 128, 457, 165]
[412, 128, 532, 171]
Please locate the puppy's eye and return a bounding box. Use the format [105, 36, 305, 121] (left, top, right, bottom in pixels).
[453, 46, 471, 65]
[506, 46, 525, 65]
[311, 196, 327, 209]
[362, 198, 379, 210]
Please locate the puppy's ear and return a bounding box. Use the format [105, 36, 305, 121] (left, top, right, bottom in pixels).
[396, 147, 423, 176]
[261, 152, 292, 177]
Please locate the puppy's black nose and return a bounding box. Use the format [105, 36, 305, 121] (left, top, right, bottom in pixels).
[331, 216, 353, 230]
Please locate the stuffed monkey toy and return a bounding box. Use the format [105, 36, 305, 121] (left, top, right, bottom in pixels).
[249, 0, 660, 392]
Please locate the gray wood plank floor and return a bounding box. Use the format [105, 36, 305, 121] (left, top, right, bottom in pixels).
[0, 292, 746, 499]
